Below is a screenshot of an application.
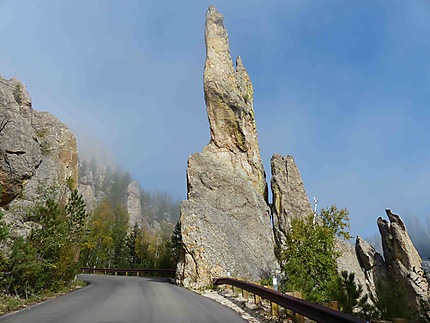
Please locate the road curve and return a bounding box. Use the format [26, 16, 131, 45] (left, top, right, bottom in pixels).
[0, 274, 246, 323]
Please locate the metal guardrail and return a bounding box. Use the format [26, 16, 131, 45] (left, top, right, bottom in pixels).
[213, 277, 367, 323]
[80, 267, 176, 276]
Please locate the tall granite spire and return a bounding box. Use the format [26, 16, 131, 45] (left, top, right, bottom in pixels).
[203, 6, 267, 200]
[176, 6, 278, 288]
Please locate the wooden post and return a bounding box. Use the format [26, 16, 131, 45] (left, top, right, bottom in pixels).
[115, 271, 117, 276]
[126, 272, 128, 276]
[254, 293, 261, 306]
[253, 282, 261, 306]
[265, 286, 279, 318]
[241, 288, 249, 299]
[271, 302, 279, 318]
[328, 301, 339, 311]
[293, 291, 304, 323]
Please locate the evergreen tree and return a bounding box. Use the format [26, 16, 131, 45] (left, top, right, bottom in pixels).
[330, 271, 374, 319]
[126, 223, 139, 267]
[171, 221, 182, 264]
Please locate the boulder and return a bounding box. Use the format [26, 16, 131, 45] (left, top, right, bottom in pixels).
[177, 6, 278, 288]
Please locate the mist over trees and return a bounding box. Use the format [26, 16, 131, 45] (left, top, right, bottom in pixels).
[0, 152, 182, 313]
[78, 156, 181, 270]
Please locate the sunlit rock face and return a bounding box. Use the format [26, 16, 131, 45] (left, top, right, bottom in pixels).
[202, 6, 267, 200]
[378, 210, 428, 312]
[177, 6, 278, 288]
[0, 75, 78, 236]
[356, 209, 429, 320]
[355, 236, 388, 301]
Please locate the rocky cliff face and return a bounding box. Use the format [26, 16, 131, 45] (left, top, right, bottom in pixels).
[177, 6, 278, 288]
[0, 75, 78, 233]
[0, 77, 42, 206]
[356, 209, 428, 318]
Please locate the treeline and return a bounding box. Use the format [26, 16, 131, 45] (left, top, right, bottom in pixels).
[78, 159, 181, 269]
[0, 171, 182, 310]
[79, 201, 180, 270]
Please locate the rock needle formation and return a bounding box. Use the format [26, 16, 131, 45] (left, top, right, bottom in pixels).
[177, 6, 278, 288]
[271, 154, 312, 247]
[356, 209, 428, 319]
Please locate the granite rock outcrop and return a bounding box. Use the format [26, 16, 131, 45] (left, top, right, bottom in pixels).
[379, 210, 428, 311]
[356, 209, 428, 319]
[271, 154, 312, 248]
[355, 235, 388, 300]
[0, 75, 78, 235]
[127, 181, 142, 227]
[177, 6, 278, 288]
[0, 77, 42, 206]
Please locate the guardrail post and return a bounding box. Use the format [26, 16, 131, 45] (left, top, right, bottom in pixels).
[266, 286, 279, 319]
[253, 282, 261, 306]
[243, 289, 249, 299]
[293, 291, 304, 323]
[254, 293, 261, 306]
[115, 271, 117, 276]
[323, 301, 339, 313]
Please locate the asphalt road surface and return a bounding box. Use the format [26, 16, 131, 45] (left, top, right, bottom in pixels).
[0, 274, 246, 323]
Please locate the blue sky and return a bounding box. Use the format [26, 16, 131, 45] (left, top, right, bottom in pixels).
[1, 1, 430, 238]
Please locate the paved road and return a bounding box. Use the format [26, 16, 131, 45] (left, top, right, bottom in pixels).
[0, 274, 246, 323]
